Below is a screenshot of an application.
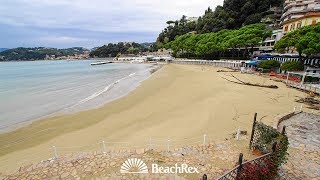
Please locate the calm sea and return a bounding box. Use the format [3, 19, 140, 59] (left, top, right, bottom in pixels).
[0, 60, 155, 132]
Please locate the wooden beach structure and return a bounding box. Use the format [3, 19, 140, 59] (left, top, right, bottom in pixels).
[170, 59, 247, 69]
[286, 71, 320, 95]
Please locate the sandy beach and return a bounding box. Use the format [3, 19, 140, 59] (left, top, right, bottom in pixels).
[0, 64, 313, 173]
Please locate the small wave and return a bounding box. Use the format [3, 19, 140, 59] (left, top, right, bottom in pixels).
[71, 72, 137, 107]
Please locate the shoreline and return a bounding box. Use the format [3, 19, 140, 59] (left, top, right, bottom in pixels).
[0, 63, 162, 134]
[0, 64, 314, 173]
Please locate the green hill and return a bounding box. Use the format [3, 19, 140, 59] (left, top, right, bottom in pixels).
[156, 0, 284, 49]
[89, 42, 153, 58]
[0, 47, 89, 61]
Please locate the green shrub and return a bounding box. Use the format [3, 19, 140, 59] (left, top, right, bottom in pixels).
[257, 60, 280, 71]
[281, 61, 304, 71]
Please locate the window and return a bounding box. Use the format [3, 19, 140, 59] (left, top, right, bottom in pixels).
[297, 21, 302, 29]
[290, 24, 293, 31]
[312, 19, 317, 25]
[284, 25, 288, 32]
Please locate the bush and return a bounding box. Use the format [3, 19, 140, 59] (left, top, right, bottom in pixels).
[257, 60, 280, 71]
[281, 61, 304, 71]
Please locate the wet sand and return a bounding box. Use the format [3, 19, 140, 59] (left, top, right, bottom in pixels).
[0, 64, 312, 173]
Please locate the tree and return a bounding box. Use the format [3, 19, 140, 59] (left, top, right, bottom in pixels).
[280, 61, 304, 71]
[275, 23, 320, 59]
[155, 0, 284, 49]
[0, 47, 89, 61]
[89, 42, 151, 58]
[257, 60, 280, 71]
[167, 23, 270, 59]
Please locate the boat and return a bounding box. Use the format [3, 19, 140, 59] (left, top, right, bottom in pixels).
[90, 61, 112, 66]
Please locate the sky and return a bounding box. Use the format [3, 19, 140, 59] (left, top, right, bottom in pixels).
[0, 0, 224, 48]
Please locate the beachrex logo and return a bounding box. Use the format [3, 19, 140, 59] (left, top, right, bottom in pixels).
[152, 163, 199, 174]
[120, 158, 149, 174]
[120, 158, 199, 174]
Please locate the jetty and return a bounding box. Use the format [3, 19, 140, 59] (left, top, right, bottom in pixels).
[90, 61, 112, 66]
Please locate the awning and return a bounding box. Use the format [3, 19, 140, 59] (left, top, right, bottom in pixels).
[247, 61, 259, 66]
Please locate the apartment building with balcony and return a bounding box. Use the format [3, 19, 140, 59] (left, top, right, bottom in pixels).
[281, 0, 320, 34]
[259, 29, 284, 53]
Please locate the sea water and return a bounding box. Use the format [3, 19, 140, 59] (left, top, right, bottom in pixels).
[0, 60, 155, 132]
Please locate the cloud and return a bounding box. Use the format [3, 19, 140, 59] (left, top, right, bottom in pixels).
[0, 0, 224, 48]
[38, 36, 88, 44]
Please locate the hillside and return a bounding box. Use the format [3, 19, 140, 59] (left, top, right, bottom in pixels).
[0, 48, 8, 52]
[167, 23, 272, 59]
[89, 42, 153, 58]
[0, 47, 89, 61]
[156, 0, 284, 48]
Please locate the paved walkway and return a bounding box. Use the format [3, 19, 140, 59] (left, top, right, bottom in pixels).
[278, 113, 320, 179]
[2, 139, 253, 179]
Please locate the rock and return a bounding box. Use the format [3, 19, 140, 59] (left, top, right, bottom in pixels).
[85, 166, 92, 172]
[136, 148, 145, 155]
[100, 163, 106, 168]
[110, 162, 116, 167]
[240, 131, 247, 135]
[71, 169, 77, 176]
[60, 172, 69, 179]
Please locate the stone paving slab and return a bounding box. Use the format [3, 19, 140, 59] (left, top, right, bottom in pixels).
[278, 113, 320, 179]
[2, 140, 253, 180]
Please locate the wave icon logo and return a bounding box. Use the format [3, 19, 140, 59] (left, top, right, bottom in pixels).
[120, 158, 148, 174]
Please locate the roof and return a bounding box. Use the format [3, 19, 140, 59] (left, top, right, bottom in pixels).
[283, 12, 320, 25]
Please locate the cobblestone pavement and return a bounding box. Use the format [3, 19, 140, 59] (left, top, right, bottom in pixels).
[2, 139, 254, 179]
[278, 113, 320, 179]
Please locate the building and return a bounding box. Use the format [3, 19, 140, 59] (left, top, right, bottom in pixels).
[281, 0, 320, 34]
[258, 1, 320, 55]
[259, 29, 284, 53]
[281, 0, 320, 23]
[261, 6, 283, 28]
[186, 16, 198, 23]
[283, 12, 320, 34]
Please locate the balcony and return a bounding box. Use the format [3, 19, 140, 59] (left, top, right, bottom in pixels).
[281, 8, 313, 20]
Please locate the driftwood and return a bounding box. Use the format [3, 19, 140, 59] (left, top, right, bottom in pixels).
[217, 69, 238, 73]
[221, 74, 278, 89]
[296, 97, 320, 110]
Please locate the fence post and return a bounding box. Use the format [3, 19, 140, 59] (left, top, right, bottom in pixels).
[203, 134, 207, 146]
[236, 153, 243, 179]
[202, 174, 207, 180]
[102, 141, 106, 153]
[236, 128, 240, 140]
[249, 113, 257, 149]
[281, 126, 286, 135]
[167, 138, 170, 152]
[272, 142, 277, 153]
[299, 104, 303, 112]
[53, 146, 58, 159]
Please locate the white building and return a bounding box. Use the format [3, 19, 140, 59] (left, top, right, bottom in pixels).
[186, 16, 198, 23]
[281, 0, 320, 24]
[259, 29, 284, 53]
